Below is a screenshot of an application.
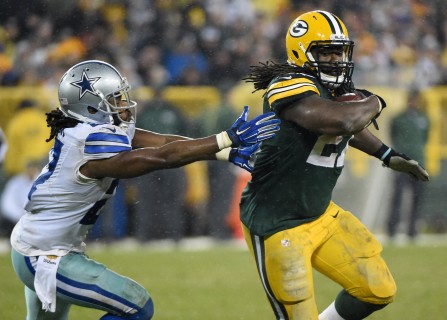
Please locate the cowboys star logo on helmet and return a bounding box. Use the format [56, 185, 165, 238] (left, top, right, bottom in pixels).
[70, 71, 101, 99]
[58, 60, 137, 125]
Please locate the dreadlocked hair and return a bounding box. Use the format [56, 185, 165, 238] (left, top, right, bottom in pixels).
[46, 109, 81, 142]
[243, 60, 356, 96]
[243, 60, 306, 93]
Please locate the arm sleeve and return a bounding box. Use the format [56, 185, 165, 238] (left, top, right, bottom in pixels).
[83, 125, 132, 161]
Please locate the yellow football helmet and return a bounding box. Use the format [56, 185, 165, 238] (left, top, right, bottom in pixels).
[286, 10, 354, 89]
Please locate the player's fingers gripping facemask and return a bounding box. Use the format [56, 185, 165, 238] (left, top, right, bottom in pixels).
[58, 60, 137, 126]
[286, 10, 354, 89]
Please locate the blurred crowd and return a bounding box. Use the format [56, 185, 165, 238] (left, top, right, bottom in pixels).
[0, 0, 446, 243]
[1, 0, 446, 90]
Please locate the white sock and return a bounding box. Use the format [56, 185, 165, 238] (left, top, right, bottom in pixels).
[319, 301, 345, 320]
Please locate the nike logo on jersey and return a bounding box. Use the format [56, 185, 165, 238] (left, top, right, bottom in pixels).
[332, 211, 339, 218]
[105, 127, 117, 133]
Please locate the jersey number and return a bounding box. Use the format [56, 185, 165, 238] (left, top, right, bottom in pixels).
[306, 135, 348, 168]
[79, 179, 119, 225]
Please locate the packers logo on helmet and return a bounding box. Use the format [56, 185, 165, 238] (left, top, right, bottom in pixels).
[290, 20, 308, 37]
[286, 10, 354, 89]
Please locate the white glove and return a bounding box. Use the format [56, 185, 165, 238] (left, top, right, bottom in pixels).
[381, 148, 430, 181]
[373, 144, 429, 181]
[387, 155, 429, 181]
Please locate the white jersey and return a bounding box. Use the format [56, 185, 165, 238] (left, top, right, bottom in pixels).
[11, 122, 134, 256]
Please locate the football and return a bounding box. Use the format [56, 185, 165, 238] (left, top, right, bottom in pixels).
[334, 92, 364, 101]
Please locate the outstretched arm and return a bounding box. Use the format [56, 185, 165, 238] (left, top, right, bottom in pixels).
[131, 128, 191, 149]
[350, 128, 429, 181]
[82, 135, 222, 179]
[81, 107, 280, 179]
[349, 128, 383, 154]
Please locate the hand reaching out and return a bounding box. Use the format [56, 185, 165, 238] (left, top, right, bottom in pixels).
[386, 153, 429, 181]
[229, 143, 261, 172]
[225, 106, 280, 147]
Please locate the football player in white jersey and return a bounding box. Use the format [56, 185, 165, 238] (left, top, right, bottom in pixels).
[10, 60, 280, 320]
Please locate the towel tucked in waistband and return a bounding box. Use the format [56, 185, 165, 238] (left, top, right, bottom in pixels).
[34, 255, 61, 312]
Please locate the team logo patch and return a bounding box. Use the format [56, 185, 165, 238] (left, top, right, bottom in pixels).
[71, 71, 101, 99]
[290, 20, 308, 37]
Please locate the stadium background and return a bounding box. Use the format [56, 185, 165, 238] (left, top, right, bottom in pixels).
[1, 0, 447, 243]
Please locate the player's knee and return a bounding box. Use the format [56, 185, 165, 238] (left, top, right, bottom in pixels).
[357, 256, 397, 304]
[100, 298, 154, 320]
[133, 298, 154, 320]
[373, 281, 397, 304]
[335, 289, 392, 319]
[370, 269, 397, 304]
[277, 285, 312, 304]
[360, 275, 396, 305]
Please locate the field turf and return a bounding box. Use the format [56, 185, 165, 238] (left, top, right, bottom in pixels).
[1, 242, 446, 319]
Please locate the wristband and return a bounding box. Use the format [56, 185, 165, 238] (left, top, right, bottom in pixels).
[372, 143, 397, 166]
[215, 131, 232, 150]
[372, 144, 391, 161]
[215, 148, 231, 160]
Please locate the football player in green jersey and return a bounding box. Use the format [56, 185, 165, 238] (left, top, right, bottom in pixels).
[240, 10, 429, 320]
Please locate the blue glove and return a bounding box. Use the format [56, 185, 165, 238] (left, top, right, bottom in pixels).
[229, 143, 261, 172]
[226, 106, 280, 147]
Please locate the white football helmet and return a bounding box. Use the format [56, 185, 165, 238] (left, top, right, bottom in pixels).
[58, 60, 137, 125]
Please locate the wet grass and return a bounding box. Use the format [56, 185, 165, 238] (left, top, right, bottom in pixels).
[1, 243, 446, 319]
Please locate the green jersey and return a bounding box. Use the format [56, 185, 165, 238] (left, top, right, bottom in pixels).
[240, 71, 352, 236]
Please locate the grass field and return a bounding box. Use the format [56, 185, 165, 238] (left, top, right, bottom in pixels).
[1, 241, 447, 319]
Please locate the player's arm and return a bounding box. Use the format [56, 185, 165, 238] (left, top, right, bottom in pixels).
[81, 107, 280, 179]
[350, 128, 429, 181]
[281, 94, 382, 135]
[82, 135, 223, 179]
[131, 107, 277, 172]
[131, 128, 191, 149]
[348, 127, 383, 154]
[133, 130, 262, 173]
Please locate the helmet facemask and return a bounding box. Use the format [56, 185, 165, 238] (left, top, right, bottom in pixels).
[285, 11, 355, 90]
[97, 77, 137, 126]
[305, 40, 354, 89]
